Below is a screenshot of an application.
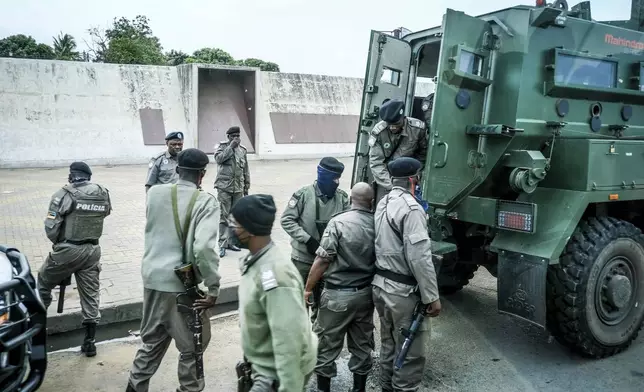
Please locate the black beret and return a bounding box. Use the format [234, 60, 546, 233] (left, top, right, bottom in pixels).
[227, 126, 241, 135]
[231, 194, 276, 236]
[177, 148, 209, 170]
[319, 157, 345, 175]
[388, 157, 421, 178]
[69, 161, 92, 176]
[165, 131, 184, 141]
[380, 99, 405, 123]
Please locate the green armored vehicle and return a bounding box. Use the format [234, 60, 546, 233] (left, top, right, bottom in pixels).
[351, 0, 644, 358]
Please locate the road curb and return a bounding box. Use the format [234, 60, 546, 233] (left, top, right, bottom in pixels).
[47, 284, 239, 335]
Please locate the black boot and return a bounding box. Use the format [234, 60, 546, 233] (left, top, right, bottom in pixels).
[317, 375, 331, 392]
[80, 322, 97, 357]
[125, 382, 136, 392]
[350, 373, 368, 392]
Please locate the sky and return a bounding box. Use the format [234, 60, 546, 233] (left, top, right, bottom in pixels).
[0, 0, 634, 78]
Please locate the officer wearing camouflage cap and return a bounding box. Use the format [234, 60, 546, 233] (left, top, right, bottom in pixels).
[145, 131, 184, 192]
[281, 157, 349, 324]
[372, 157, 441, 392]
[127, 148, 221, 392]
[39, 161, 112, 357]
[367, 99, 428, 205]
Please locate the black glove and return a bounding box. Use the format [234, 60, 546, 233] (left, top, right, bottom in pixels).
[305, 238, 320, 255]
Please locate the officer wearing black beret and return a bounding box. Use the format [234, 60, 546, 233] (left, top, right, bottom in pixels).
[281, 156, 349, 323]
[367, 98, 428, 205]
[128, 147, 222, 392]
[214, 126, 251, 257]
[145, 131, 185, 192]
[39, 161, 112, 358]
[372, 156, 441, 392]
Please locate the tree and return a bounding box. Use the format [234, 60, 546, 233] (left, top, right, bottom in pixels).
[0, 34, 55, 60]
[52, 32, 81, 61]
[86, 15, 165, 65]
[238, 58, 280, 72]
[165, 49, 188, 66]
[184, 47, 236, 65]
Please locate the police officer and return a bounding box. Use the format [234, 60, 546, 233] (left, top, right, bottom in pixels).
[214, 126, 250, 257]
[280, 157, 349, 322]
[304, 182, 376, 392]
[127, 148, 221, 392]
[38, 161, 112, 357]
[231, 194, 318, 392]
[145, 131, 184, 192]
[368, 99, 428, 205]
[372, 157, 441, 392]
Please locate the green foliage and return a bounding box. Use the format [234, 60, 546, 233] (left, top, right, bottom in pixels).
[89, 15, 165, 65]
[52, 32, 81, 61]
[238, 58, 280, 72]
[185, 47, 236, 65]
[0, 34, 55, 60]
[165, 49, 189, 66]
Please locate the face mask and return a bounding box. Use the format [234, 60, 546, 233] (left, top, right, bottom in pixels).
[228, 227, 250, 249]
[317, 166, 340, 198]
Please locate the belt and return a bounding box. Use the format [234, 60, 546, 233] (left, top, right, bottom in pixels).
[63, 239, 99, 246]
[375, 267, 417, 286]
[324, 281, 371, 291]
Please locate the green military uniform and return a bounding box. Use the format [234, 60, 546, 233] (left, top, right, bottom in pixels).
[128, 179, 222, 392]
[146, 150, 179, 187]
[280, 182, 349, 321]
[372, 186, 439, 391]
[238, 241, 318, 392]
[368, 117, 428, 205]
[39, 180, 112, 321]
[214, 139, 250, 249]
[314, 206, 376, 389]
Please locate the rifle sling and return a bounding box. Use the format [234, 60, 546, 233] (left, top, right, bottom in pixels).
[171, 184, 200, 256]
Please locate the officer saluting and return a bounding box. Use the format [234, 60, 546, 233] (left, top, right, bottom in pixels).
[280, 157, 349, 323]
[38, 162, 112, 357]
[304, 182, 376, 392]
[127, 148, 221, 392]
[145, 131, 184, 192]
[372, 157, 441, 392]
[368, 99, 428, 205]
[232, 194, 318, 392]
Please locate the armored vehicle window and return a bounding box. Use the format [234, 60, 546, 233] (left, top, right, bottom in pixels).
[554, 53, 617, 89]
[381, 67, 401, 86]
[459, 50, 483, 77]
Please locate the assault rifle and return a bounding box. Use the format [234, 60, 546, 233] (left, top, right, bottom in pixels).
[235, 357, 253, 392]
[57, 275, 73, 313]
[174, 262, 206, 380]
[394, 301, 425, 371]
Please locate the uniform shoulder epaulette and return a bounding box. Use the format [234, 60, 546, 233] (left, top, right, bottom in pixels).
[214, 141, 229, 149]
[152, 151, 166, 160]
[400, 192, 421, 211]
[336, 188, 348, 198]
[368, 121, 389, 147]
[239, 144, 247, 151]
[407, 117, 426, 129]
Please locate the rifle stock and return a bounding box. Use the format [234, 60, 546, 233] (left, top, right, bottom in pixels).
[394, 301, 425, 371]
[57, 275, 73, 314]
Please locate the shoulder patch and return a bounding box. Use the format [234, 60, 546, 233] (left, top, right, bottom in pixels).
[260, 267, 278, 291]
[407, 117, 426, 129]
[46, 211, 57, 220]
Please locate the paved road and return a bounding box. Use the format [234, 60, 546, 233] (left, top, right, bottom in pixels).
[40, 270, 644, 392]
[0, 157, 354, 318]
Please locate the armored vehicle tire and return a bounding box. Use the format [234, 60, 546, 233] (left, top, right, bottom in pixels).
[438, 262, 479, 295]
[546, 216, 644, 358]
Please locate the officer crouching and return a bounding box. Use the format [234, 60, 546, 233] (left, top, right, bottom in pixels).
[38, 162, 112, 356]
[304, 182, 377, 392]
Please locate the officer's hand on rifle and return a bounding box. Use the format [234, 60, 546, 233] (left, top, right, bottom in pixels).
[193, 295, 218, 310]
[424, 299, 441, 317]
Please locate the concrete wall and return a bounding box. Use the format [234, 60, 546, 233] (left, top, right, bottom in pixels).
[0, 58, 436, 168]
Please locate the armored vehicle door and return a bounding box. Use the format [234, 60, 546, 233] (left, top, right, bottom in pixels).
[351, 31, 412, 187]
[425, 9, 496, 209]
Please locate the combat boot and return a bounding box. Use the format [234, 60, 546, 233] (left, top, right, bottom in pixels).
[350, 373, 368, 392]
[125, 382, 136, 392]
[80, 321, 97, 357]
[317, 375, 331, 392]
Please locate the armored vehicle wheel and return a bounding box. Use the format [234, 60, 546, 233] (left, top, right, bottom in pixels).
[438, 262, 479, 295]
[546, 217, 644, 358]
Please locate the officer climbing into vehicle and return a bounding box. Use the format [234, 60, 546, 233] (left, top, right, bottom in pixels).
[232, 194, 318, 392]
[145, 131, 184, 192]
[372, 156, 441, 392]
[214, 126, 250, 258]
[280, 157, 350, 323]
[127, 148, 221, 392]
[38, 161, 112, 357]
[304, 182, 377, 392]
[368, 98, 428, 205]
